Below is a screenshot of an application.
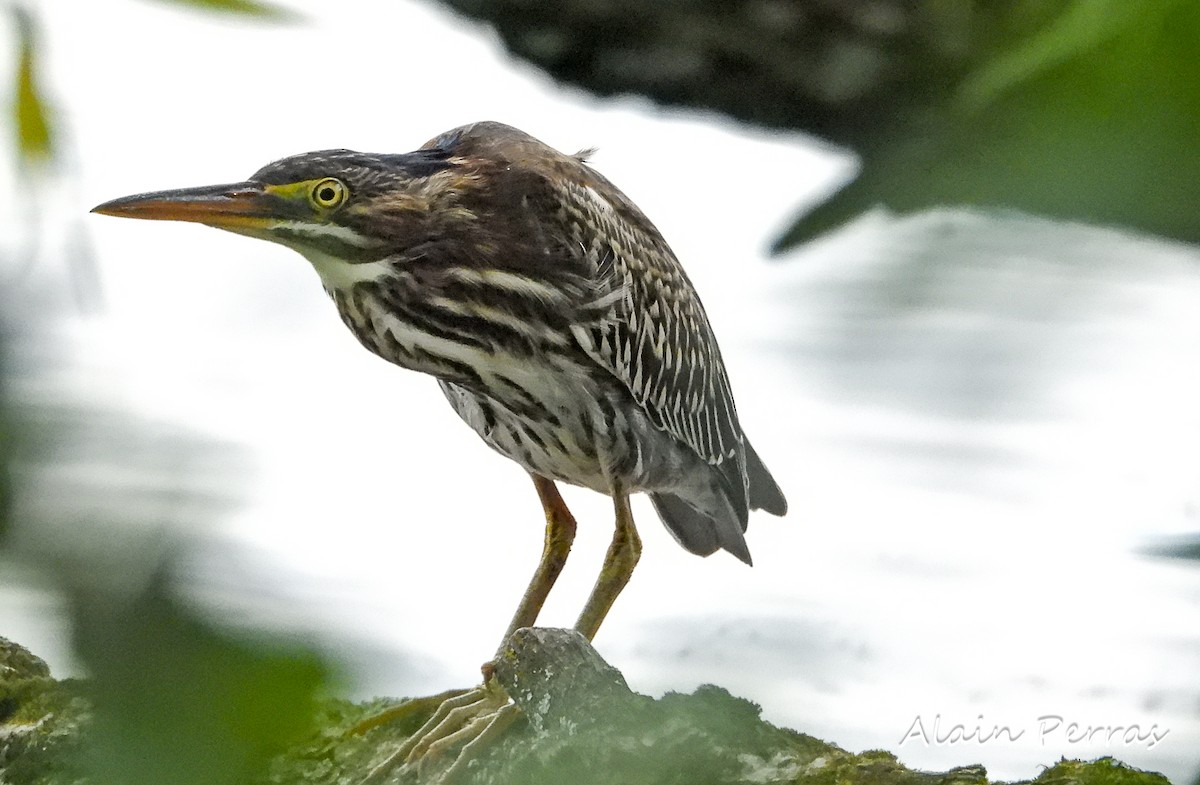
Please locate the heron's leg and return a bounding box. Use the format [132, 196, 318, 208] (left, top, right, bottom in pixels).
[574, 490, 642, 640]
[492, 474, 577, 658]
[355, 477, 576, 782]
[357, 475, 579, 785]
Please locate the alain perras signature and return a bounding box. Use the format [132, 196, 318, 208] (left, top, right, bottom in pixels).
[899, 715, 1170, 749]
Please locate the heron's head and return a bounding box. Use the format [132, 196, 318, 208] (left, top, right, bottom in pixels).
[91, 122, 556, 272]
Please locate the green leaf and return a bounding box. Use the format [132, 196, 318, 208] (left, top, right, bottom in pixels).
[145, 0, 299, 21]
[74, 572, 332, 785]
[776, 1, 1200, 250]
[11, 6, 53, 163]
[0, 340, 10, 545]
[955, 0, 1181, 110]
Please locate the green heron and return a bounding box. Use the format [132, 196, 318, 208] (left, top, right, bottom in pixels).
[93, 121, 787, 776]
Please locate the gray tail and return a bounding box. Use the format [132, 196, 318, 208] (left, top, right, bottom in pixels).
[650, 491, 753, 566]
[649, 439, 785, 566]
[745, 439, 787, 516]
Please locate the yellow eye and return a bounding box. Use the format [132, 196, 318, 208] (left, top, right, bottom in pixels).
[310, 178, 347, 209]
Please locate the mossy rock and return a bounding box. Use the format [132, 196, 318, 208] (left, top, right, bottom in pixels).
[0, 634, 1176, 785]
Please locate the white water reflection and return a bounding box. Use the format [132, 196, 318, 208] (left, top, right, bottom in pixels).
[626, 212, 1200, 782]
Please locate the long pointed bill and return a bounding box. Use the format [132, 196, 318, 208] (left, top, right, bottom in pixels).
[91, 182, 277, 230]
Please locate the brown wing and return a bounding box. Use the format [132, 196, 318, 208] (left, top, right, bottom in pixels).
[553, 169, 751, 519]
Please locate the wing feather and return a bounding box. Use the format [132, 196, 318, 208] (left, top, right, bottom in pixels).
[552, 174, 750, 518]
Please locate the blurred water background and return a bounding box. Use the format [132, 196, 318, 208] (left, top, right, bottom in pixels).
[2, 1, 1198, 783]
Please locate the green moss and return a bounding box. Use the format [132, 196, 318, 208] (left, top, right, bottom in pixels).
[0, 668, 90, 785]
[1029, 758, 1172, 785]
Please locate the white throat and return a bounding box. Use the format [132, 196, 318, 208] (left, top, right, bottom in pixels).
[298, 246, 394, 290]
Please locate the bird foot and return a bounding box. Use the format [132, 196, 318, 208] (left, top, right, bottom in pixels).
[359, 678, 521, 785]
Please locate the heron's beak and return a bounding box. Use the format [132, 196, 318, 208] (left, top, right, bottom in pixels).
[91, 182, 277, 230]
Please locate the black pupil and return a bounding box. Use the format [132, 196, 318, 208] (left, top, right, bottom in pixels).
[318, 186, 337, 203]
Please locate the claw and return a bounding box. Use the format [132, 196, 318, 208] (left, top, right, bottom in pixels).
[401, 685, 498, 762]
[438, 703, 521, 783]
[350, 687, 473, 737]
[360, 679, 519, 785]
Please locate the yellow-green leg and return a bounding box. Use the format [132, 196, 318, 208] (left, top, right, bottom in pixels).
[575, 489, 642, 641]
[493, 474, 578, 657]
[359, 474, 580, 785]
